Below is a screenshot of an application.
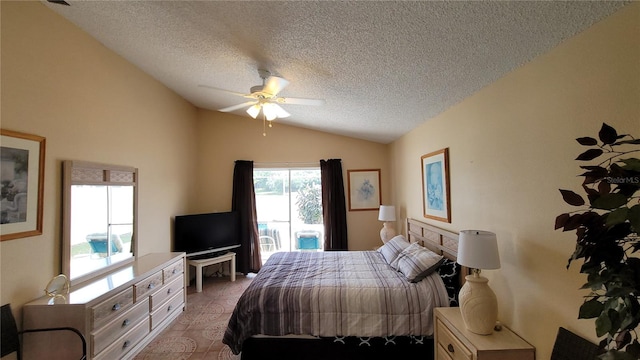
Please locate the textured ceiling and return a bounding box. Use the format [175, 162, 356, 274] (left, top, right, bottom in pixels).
[43, 1, 628, 143]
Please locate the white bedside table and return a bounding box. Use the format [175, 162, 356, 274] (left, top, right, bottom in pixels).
[434, 307, 535, 360]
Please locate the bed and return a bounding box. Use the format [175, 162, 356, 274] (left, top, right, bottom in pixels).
[223, 218, 466, 360]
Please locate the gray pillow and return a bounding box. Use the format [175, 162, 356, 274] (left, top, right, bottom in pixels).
[377, 235, 410, 264]
[394, 243, 445, 282]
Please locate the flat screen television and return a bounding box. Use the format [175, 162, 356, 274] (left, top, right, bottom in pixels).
[173, 211, 241, 258]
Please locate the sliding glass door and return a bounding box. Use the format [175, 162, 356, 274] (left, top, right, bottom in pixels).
[254, 168, 323, 263]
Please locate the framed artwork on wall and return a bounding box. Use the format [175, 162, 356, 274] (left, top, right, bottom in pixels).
[347, 169, 381, 211]
[421, 148, 451, 223]
[0, 129, 46, 241]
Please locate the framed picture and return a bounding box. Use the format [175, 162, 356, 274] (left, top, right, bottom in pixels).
[1, 129, 46, 241]
[347, 169, 381, 211]
[421, 148, 451, 223]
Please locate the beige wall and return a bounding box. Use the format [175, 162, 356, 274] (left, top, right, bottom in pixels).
[1, 2, 198, 308]
[391, 3, 639, 358]
[194, 110, 390, 251]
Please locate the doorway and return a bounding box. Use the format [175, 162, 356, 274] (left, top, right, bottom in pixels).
[254, 168, 323, 264]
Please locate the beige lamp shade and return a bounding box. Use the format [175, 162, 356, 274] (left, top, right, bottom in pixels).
[457, 230, 500, 270]
[378, 205, 396, 222]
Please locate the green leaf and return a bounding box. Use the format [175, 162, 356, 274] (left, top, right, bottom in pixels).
[563, 214, 583, 231]
[580, 298, 605, 319]
[606, 287, 634, 298]
[620, 158, 640, 171]
[608, 308, 622, 336]
[599, 123, 619, 145]
[577, 148, 604, 161]
[560, 189, 586, 206]
[599, 180, 612, 195]
[577, 137, 599, 146]
[592, 193, 629, 210]
[581, 167, 610, 185]
[581, 277, 605, 291]
[619, 312, 636, 332]
[596, 311, 612, 337]
[606, 208, 630, 227]
[613, 139, 640, 146]
[626, 340, 640, 357]
[608, 350, 639, 360]
[555, 213, 570, 230]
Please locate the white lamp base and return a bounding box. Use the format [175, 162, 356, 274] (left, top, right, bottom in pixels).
[459, 274, 498, 335]
[379, 222, 396, 243]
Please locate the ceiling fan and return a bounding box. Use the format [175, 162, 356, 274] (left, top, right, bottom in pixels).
[200, 69, 325, 135]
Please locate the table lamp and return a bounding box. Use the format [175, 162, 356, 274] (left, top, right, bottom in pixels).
[378, 205, 397, 243]
[457, 230, 501, 335]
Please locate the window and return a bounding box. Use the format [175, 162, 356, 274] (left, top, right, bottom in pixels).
[254, 168, 323, 263]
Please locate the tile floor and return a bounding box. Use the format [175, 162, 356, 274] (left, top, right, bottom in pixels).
[133, 274, 253, 360]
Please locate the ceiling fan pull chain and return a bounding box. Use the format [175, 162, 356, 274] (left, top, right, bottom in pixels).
[263, 113, 267, 137]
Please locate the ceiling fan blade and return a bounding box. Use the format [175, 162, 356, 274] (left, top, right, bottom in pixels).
[47, 0, 70, 5]
[275, 97, 325, 106]
[219, 101, 257, 112]
[198, 84, 249, 98]
[262, 76, 289, 96]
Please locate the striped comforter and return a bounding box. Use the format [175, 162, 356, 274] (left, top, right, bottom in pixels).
[223, 250, 449, 355]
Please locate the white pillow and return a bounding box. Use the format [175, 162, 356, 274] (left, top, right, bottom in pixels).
[393, 243, 444, 283]
[377, 235, 410, 264]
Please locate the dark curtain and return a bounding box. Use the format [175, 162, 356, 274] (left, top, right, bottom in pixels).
[232, 160, 261, 274]
[320, 159, 348, 250]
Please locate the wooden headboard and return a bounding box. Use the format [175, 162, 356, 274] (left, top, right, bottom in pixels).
[406, 218, 468, 285]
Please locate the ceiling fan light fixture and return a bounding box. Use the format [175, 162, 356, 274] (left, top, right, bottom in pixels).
[262, 103, 278, 121]
[247, 104, 261, 118]
[204, 69, 324, 136]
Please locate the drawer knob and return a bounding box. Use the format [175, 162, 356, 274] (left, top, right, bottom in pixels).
[112, 303, 121, 311]
[122, 319, 130, 327]
[147, 283, 155, 290]
[123, 340, 131, 349]
[172, 269, 177, 274]
[447, 344, 455, 353]
[167, 305, 173, 312]
[167, 288, 172, 294]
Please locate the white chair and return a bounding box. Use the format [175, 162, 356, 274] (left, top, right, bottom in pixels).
[259, 235, 276, 253]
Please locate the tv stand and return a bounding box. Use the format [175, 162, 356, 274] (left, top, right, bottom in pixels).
[186, 251, 236, 293]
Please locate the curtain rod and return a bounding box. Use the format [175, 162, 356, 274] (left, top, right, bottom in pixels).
[254, 161, 320, 168]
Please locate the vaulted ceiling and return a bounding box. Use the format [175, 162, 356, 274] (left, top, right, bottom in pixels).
[44, 1, 629, 143]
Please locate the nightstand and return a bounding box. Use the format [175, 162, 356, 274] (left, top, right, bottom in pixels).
[434, 307, 535, 360]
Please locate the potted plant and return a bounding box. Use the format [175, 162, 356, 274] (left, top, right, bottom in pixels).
[556, 123, 640, 359]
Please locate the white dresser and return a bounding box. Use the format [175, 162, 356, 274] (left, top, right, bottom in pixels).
[22, 252, 186, 360]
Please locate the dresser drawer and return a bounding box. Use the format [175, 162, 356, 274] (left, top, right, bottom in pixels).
[150, 275, 184, 312]
[91, 297, 149, 356]
[134, 271, 163, 301]
[91, 287, 134, 329]
[150, 290, 184, 330]
[93, 317, 150, 360]
[163, 260, 184, 283]
[436, 319, 473, 360]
